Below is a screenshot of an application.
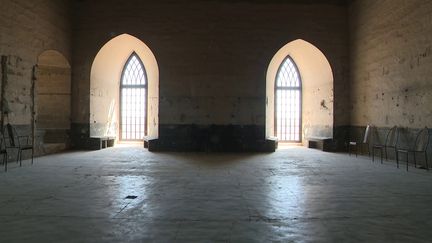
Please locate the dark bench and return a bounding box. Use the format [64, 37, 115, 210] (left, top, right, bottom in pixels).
[307, 137, 333, 152]
[88, 136, 116, 150]
[143, 136, 157, 149]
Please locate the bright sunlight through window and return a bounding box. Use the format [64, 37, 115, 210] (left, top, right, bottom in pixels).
[120, 53, 147, 140]
[275, 56, 302, 142]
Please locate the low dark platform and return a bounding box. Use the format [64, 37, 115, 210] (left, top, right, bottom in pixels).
[143, 124, 277, 152]
[88, 136, 116, 150]
[307, 137, 333, 152]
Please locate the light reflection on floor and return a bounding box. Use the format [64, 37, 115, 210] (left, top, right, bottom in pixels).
[277, 142, 303, 150]
[0, 146, 432, 242]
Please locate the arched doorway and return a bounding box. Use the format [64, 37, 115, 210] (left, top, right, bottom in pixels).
[266, 39, 334, 145]
[90, 34, 159, 142]
[36, 50, 71, 153]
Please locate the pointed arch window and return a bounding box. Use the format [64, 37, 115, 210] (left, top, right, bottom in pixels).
[120, 53, 147, 140]
[275, 56, 302, 142]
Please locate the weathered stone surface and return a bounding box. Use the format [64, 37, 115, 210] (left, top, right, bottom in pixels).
[2, 0, 432, 153]
[1, 146, 432, 241]
[71, 0, 349, 150]
[0, 0, 71, 154]
[349, 0, 432, 129]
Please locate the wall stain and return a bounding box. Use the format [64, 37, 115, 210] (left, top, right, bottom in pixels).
[382, 66, 389, 75]
[420, 46, 431, 58]
[320, 100, 329, 110]
[409, 115, 415, 124]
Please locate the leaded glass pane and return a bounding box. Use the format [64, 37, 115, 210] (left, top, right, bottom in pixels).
[275, 56, 302, 142]
[120, 53, 147, 140]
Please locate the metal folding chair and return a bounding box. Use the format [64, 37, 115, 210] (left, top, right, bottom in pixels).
[396, 127, 429, 171]
[349, 124, 371, 157]
[4, 123, 34, 167]
[372, 126, 399, 164]
[0, 133, 8, 171]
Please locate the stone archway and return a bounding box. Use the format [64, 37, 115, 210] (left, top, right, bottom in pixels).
[36, 50, 72, 153]
[266, 39, 334, 145]
[90, 34, 159, 141]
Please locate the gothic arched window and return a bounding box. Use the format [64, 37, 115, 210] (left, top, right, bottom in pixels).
[275, 56, 302, 142]
[120, 53, 147, 140]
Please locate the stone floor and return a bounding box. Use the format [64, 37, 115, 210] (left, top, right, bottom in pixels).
[0, 144, 432, 242]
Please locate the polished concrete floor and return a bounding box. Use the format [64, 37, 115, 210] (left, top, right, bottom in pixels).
[0, 145, 432, 242]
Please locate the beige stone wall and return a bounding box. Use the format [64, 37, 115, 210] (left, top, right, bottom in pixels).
[37, 66, 71, 129]
[72, 0, 349, 130]
[37, 50, 71, 130]
[349, 0, 432, 128]
[0, 0, 71, 125]
[89, 34, 159, 138]
[266, 39, 335, 141]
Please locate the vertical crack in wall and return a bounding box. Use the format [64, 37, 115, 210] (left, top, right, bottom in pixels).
[1, 55, 8, 130]
[31, 65, 37, 153]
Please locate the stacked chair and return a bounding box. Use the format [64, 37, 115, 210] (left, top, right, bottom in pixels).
[396, 127, 429, 171]
[359, 125, 430, 171]
[349, 124, 371, 157]
[1, 123, 34, 172]
[372, 126, 399, 164]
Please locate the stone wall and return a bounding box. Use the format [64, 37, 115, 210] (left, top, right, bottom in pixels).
[349, 0, 432, 165]
[72, 0, 349, 151]
[36, 50, 71, 151]
[350, 0, 432, 128]
[2, 0, 432, 158]
[0, 0, 71, 155]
